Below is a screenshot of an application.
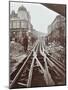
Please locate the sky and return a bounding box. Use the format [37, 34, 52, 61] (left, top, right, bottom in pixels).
[10, 2, 59, 34]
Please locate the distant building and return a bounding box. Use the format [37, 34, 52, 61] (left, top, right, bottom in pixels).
[10, 5, 33, 40]
[48, 15, 65, 34]
[47, 15, 65, 46]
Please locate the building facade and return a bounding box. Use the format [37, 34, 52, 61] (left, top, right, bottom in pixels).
[48, 15, 65, 35]
[47, 15, 65, 46]
[10, 5, 33, 41]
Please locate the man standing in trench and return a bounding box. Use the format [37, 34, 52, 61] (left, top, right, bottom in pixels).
[23, 33, 28, 52]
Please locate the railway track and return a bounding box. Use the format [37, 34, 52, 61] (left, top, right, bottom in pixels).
[9, 40, 65, 89]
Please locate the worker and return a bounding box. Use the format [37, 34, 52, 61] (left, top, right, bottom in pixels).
[23, 33, 28, 52]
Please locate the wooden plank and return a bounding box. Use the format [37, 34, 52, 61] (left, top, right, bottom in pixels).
[10, 41, 38, 88]
[35, 56, 55, 85]
[35, 42, 39, 53]
[41, 42, 64, 77]
[46, 56, 55, 68]
[44, 57, 55, 85]
[46, 56, 65, 76]
[44, 47, 64, 67]
[27, 57, 35, 87]
[43, 42, 65, 71]
[39, 44, 55, 85]
[17, 82, 27, 87]
[10, 52, 32, 88]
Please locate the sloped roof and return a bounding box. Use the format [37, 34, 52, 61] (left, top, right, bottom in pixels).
[18, 5, 27, 11]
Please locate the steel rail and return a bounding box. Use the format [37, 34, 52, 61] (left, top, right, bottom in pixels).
[39, 42, 55, 85]
[43, 42, 65, 71]
[43, 40, 64, 66]
[27, 42, 40, 87]
[10, 40, 39, 88]
[42, 42, 65, 76]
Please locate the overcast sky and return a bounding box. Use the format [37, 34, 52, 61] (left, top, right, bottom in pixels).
[10, 2, 59, 34]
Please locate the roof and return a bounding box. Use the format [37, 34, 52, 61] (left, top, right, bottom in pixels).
[18, 5, 27, 11]
[10, 10, 17, 18]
